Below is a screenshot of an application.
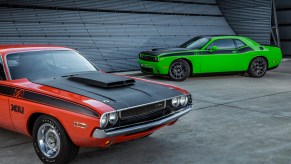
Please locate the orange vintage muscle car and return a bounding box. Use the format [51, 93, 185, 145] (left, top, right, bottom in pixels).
[0, 45, 193, 164]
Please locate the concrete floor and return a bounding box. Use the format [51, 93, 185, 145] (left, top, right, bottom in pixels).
[1, 59, 291, 164]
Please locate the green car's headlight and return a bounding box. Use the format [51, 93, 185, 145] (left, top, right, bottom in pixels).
[154, 57, 159, 62]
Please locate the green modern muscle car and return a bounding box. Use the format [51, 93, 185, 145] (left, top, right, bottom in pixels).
[138, 36, 282, 81]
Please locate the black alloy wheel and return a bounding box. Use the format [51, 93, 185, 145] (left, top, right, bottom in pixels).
[169, 59, 190, 81]
[248, 57, 268, 78]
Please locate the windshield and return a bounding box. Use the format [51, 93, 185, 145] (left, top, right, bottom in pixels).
[7, 50, 98, 80]
[179, 37, 210, 49]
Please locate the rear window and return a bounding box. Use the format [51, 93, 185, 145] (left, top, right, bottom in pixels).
[234, 39, 246, 48]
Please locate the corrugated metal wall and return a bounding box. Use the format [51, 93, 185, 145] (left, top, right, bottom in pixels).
[276, 0, 291, 56]
[217, 0, 272, 45]
[0, 0, 234, 72]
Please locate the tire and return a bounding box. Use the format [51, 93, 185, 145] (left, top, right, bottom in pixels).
[247, 57, 268, 78]
[32, 115, 79, 164]
[169, 59, 191, 81]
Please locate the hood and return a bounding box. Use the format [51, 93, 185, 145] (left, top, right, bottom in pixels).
[31, 72, 183, 110]
[141, 48, 189, 56]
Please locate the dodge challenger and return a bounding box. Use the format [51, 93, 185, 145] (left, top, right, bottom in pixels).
[0, 45, 192, 163]
[138, 35, 282, 81]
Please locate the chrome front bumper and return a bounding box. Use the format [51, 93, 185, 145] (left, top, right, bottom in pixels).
[93, 105, 193, 139]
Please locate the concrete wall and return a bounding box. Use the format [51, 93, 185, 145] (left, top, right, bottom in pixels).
[276, 0, 291, 56]
[217, 0, 272, 45]
[0, 0, 234, 72]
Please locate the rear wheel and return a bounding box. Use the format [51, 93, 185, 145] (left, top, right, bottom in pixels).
[248, 57, 268, 78]
[33, 115, 79, 164]
[169, 59, 190, 81]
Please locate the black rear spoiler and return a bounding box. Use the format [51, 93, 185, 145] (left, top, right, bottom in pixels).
[261, 44, 279, 48]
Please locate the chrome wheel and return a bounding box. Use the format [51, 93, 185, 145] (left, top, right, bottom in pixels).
[37, 123, 61, 159]
[170, 61, 187, 80]
[251, 58, 267, 77]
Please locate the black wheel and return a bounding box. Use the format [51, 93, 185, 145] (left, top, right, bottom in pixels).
[248, 57, 268, 78]
[169, 59, 190, 81]
[32, 115, 79, 164]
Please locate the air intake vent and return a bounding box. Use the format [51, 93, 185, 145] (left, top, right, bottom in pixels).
[68, 72, 135, 88]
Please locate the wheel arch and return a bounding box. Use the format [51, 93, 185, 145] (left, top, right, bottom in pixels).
[27, 112, 44, 136]
[170, 58, 193, 75]
[27, 113, 70, 138]
[249, 55, 269, 69]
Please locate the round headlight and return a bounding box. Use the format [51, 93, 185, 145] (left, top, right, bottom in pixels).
[171, 97, 179, 107]
[180, 96, 188, 106]
[100, 114, 108, 128]
[109, 112, 118, 125]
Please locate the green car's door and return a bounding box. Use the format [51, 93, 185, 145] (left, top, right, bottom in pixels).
[200, 39, 240, 73]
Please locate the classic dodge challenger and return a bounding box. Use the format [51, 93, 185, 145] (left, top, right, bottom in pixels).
[138, 35, 282, 81]
[0, 45, 192, 163]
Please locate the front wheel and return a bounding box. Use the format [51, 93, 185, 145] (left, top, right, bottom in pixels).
[169, 59, 190, 81]
[32, 115, 79, 164]
[248, 57, 268, 78]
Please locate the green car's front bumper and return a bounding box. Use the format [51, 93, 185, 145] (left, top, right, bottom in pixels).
[138, 59, 169, 75]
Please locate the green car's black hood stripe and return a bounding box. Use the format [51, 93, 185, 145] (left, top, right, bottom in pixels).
[31, 72, 183, 110]
[0, 84, 99, 118]
[141, 48, 190, 56]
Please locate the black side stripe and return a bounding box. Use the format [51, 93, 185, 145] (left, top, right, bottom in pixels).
[0, 84, 99, 118]
[0, 85, 14, 96]
[160, 52, 194, 58]
[158, 47, 254, 57]
[197, 47, 254, 55]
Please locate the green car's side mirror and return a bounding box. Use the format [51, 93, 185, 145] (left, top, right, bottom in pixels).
[210, 46, 219, 53]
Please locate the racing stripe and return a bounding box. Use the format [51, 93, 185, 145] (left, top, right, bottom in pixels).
[0, 84, 99, 118]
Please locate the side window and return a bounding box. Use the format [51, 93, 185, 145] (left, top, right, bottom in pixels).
[0, 57, 7, 80]
[207, 39, 235, 50]
[234, 39, 247, 48]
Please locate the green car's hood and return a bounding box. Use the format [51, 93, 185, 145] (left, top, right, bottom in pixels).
[141, 48, 190, 56]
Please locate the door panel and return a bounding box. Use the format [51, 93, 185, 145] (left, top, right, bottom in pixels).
[200, 39, 239, 73]
[0, 57, 14, 130]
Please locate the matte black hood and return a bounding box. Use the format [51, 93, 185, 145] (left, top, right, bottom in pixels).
[141, 48, 189, 56]
[31, 72, 183, 110]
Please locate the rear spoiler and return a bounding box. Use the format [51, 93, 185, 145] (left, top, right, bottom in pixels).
[261, 44, 279, 48]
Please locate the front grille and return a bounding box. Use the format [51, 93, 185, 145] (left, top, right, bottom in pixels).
[140, 66, 153, 73]
[139, 54, 157, 62]
[120, 101, 166, 119]
[105, 95, 192, 129]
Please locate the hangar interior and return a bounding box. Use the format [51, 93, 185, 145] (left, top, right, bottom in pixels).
[0, 0, 288, 72]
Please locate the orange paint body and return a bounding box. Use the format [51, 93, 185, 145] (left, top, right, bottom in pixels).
[0, 45, 188, 147]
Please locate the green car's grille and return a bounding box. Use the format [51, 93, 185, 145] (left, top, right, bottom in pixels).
[139, 54, 158, 62]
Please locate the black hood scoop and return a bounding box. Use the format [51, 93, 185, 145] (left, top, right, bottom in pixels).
[67, 72, 135, 88]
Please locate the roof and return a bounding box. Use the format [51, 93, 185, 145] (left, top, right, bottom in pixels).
[0, 44, 72, 56]
[198, 35, 248, 40]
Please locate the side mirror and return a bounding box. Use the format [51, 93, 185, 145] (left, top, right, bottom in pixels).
[209, 46, 219, 53]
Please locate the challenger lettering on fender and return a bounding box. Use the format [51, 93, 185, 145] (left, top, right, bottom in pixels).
[11, 104, 24, 114]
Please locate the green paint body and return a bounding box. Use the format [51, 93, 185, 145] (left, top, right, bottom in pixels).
[138, 36, 282, 75]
